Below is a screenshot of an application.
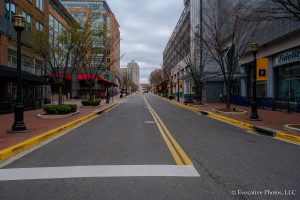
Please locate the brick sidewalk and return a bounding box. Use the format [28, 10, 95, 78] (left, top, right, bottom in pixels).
[167, 97, 300, 136]
[0, 96, 122, 151]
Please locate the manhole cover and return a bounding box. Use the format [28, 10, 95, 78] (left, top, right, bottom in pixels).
[144, 121, 155, 124]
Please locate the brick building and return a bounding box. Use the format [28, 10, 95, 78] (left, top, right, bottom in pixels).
[0, 0, 49, 113]
[0, 0, 78, 113]
[61, 0, 121, 99]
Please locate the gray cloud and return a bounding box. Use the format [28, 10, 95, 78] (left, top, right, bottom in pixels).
[108, 0, 183, 83]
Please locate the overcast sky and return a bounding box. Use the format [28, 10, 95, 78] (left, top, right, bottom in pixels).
[107, 0, 183, 84]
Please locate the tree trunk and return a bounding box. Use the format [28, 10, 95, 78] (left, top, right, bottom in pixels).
[194, 82, 202, 104]
[58, 85, 63, 105]
[89, 86, 93, 100]
[226, 83, 231, 110]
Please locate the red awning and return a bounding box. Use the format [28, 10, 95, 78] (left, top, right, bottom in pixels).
[78, 74, 95, 80]
[51, 74, 72, 80]
[97, 75, 106, 81]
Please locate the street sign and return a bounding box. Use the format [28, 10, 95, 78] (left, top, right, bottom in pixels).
[179, 80, 184, 88]
[257, 58, 268, 81]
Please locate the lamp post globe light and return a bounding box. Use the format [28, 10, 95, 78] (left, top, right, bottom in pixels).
[9, 14, 28, 133]
[249, 42, 260, 120]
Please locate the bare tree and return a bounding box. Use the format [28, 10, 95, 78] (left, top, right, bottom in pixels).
[34, 23, 83, 105]
[75, 29, 122, 100]
[162, 64, 171, 96]
[202, 0, 261, 110]
[71, 12, 124, 100]
[173, 28, 209, 104]
[255, 0, 300, 21]
[119, 71, 130, 96]
[149, 69, 163, 94]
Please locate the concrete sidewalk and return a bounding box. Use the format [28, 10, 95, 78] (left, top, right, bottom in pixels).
[164, 96, 300, 137]
[0, 96, 123, 151]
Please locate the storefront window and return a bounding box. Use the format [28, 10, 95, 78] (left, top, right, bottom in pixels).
[277, 65, 300, 99]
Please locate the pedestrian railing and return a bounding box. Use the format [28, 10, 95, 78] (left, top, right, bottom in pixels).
[230, 96, 300, 112]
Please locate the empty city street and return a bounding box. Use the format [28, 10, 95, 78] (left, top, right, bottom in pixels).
[0, 94, 299, 200]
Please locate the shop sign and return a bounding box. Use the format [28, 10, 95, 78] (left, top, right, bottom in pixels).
[257, 58, 268, 81]
[275, 49, 300, 66]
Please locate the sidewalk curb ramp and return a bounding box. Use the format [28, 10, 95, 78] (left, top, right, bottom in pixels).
[155, 95, 300, 145]
[0, 103, 119, 161]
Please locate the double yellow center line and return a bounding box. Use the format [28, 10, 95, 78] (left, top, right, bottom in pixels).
[143, 96, 193, 166]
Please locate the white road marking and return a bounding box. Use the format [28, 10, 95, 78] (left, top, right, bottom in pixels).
[0, 165, 200, 181]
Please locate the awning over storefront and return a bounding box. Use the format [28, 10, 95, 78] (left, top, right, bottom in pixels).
[51, 74, 72, 80]
[50, 73, 118, 86]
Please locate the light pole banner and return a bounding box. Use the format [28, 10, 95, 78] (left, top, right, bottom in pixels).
[256, 58, 268, 81]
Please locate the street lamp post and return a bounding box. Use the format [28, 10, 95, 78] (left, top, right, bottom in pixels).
[177, 73, 180, 102]
[189, 82, 192, 106]
[249, 42, 260, 120]
[10, 15, 28, 133]
[106, 74, 110, 104]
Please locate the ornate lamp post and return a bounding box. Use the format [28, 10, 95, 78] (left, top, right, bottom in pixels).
[249, 42, 260, 120]
[10, 15, 28, 133]
[177, 73, 180, 102]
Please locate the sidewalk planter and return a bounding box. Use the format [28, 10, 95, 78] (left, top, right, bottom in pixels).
[284, 124, 300, 135]
[44, 104, 77, 115]
[37, 111, 80, 119]
[212, 108, 247, 115]
[81, 99, 101, 106]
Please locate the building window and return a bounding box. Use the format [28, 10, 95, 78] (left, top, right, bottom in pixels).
[106, 33, 111, 38]
[4, 0, 16, 22]
[8, 52, 17, 69]
[106, 50, 110, 55]
[36, 0, 44, 12]
[277, 65, 300, 99]
[22, 12, 32, 32]
[106, 16, 111, 31]
[36, 21, 43, 32]
[107, 58, 111, 63]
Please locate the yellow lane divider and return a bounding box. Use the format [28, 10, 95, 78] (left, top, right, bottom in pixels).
[143, 95, 193, 165]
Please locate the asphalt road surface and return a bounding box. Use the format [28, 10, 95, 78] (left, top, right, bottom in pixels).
[0, 94, 299, 200]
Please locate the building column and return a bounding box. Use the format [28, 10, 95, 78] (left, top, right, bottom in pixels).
[267, 58, 275, 98]
[240, 65, 247, 97]
[71, 74, 79, 98]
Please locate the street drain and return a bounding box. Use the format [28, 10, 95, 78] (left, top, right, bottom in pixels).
[144, 121, 156, 124]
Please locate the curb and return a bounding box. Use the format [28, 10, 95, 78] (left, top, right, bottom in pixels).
[155, 95, 300, 145]
[0, 103, 119, 161]
[156, 95, 253, 131]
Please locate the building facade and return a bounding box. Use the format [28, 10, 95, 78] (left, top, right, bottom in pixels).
[0, 0, 49, 113]
[127, 60, 140, 86]
[60, 0, 120, 99]
[163, 0, 300, 111]
[239, 18, 300, 111]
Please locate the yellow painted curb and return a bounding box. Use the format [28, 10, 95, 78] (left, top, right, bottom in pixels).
[207, 112, 254, 131]
[155, 95, 253, 131]
[275, 132, 300, 144]
[0, 103, 119, 161]
[155, 94, 300, 145]
[155, 95, 200, 113]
